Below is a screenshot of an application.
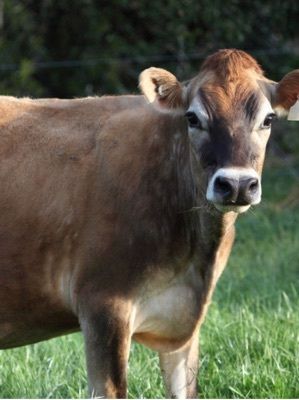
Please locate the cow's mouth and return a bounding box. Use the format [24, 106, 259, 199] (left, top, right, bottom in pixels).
[212, 203, 251, 214]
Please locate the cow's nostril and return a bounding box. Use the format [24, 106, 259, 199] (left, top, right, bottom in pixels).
[213, 176, 239, 203]
[248, 178, 259, 193]
[214, 176, 233, 196]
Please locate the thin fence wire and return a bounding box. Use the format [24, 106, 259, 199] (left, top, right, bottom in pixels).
[0, 48, 296, 71]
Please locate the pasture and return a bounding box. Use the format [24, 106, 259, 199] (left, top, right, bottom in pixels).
[0, 158, 298, 398]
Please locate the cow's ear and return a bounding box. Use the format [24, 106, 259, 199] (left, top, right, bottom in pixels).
[139, 67, 185, 111]
[273, 69, 299, 119]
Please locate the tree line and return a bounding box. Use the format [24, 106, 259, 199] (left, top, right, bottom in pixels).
[0, 0, 298, 98]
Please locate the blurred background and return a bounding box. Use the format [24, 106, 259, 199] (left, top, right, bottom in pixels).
[0, 0, 299, 96]
[0, 1, 298, 397]
[0, 0, 298, 98]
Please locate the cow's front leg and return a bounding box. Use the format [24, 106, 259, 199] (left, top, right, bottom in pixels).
[159, 331, 199, 399]
[80, 303, 132, 398]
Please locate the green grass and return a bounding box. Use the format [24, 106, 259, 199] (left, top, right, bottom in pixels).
[0, 162, 298, 398]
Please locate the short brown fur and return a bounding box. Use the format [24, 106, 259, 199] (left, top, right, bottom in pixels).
[200, 49, 263, 81]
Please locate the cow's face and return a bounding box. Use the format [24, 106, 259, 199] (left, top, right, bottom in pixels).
[140, 49, 299, 213]
[185, 51, 275, 213]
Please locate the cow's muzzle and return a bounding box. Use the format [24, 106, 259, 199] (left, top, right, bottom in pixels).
[206, 168, 261, 213]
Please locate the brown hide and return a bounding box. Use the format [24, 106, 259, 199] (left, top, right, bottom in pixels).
[0, 93, 204, 399]
[0, 95, 148, 346]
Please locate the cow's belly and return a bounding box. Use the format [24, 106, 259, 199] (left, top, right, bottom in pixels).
[132, 264, 203, 352]
[0, 306, 79, 349]
[0, 251, 80, 348]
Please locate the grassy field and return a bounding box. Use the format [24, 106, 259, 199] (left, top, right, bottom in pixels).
[0, 160, 298, 398]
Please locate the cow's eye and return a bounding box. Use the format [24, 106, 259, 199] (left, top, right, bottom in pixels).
[261, 113, 276, 129]
[185, 111, 203, 129]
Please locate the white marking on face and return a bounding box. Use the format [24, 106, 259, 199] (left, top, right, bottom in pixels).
[253, 96, 275, 131]
[186, 97, 209, 131]
[214, 203, 251, 213]
[206, 167, 261, 212]
[249, 95, 275, 159]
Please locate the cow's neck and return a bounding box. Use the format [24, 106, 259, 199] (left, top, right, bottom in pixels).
[178, 152, 238, 260]
[198, 206, 237, 254]
[196, 166, 237, 231]
[135, 116, 238, 263]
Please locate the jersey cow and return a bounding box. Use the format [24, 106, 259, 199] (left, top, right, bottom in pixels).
[0, 49, 298, 398]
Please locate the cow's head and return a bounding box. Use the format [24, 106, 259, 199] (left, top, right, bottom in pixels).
[139, 49, 299, 213]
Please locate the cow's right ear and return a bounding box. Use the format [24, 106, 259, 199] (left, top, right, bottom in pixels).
[139, 67, 185, 112]
[272, 69, 299, 119]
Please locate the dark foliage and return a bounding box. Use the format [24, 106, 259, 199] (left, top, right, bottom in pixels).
[0, 0, 298, 97]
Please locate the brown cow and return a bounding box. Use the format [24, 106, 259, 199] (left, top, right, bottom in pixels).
[0, 49, 298, 398]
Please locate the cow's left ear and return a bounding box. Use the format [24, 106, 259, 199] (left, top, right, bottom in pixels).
[272, 69, 299, 119]
[139, 67, 185, 112]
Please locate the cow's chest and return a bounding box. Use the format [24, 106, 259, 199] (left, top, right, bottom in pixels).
[132, 264, 205, 352]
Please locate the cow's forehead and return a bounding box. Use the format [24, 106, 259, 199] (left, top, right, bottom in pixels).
[201, 81, 261, 119]
[187, 49, 270, 121]
[188, 71, 270, 124]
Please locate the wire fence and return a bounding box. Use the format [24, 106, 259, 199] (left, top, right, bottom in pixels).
[0, 48, 297, 71]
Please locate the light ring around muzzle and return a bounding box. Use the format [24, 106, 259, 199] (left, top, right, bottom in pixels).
[206, 167, 262, 213]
